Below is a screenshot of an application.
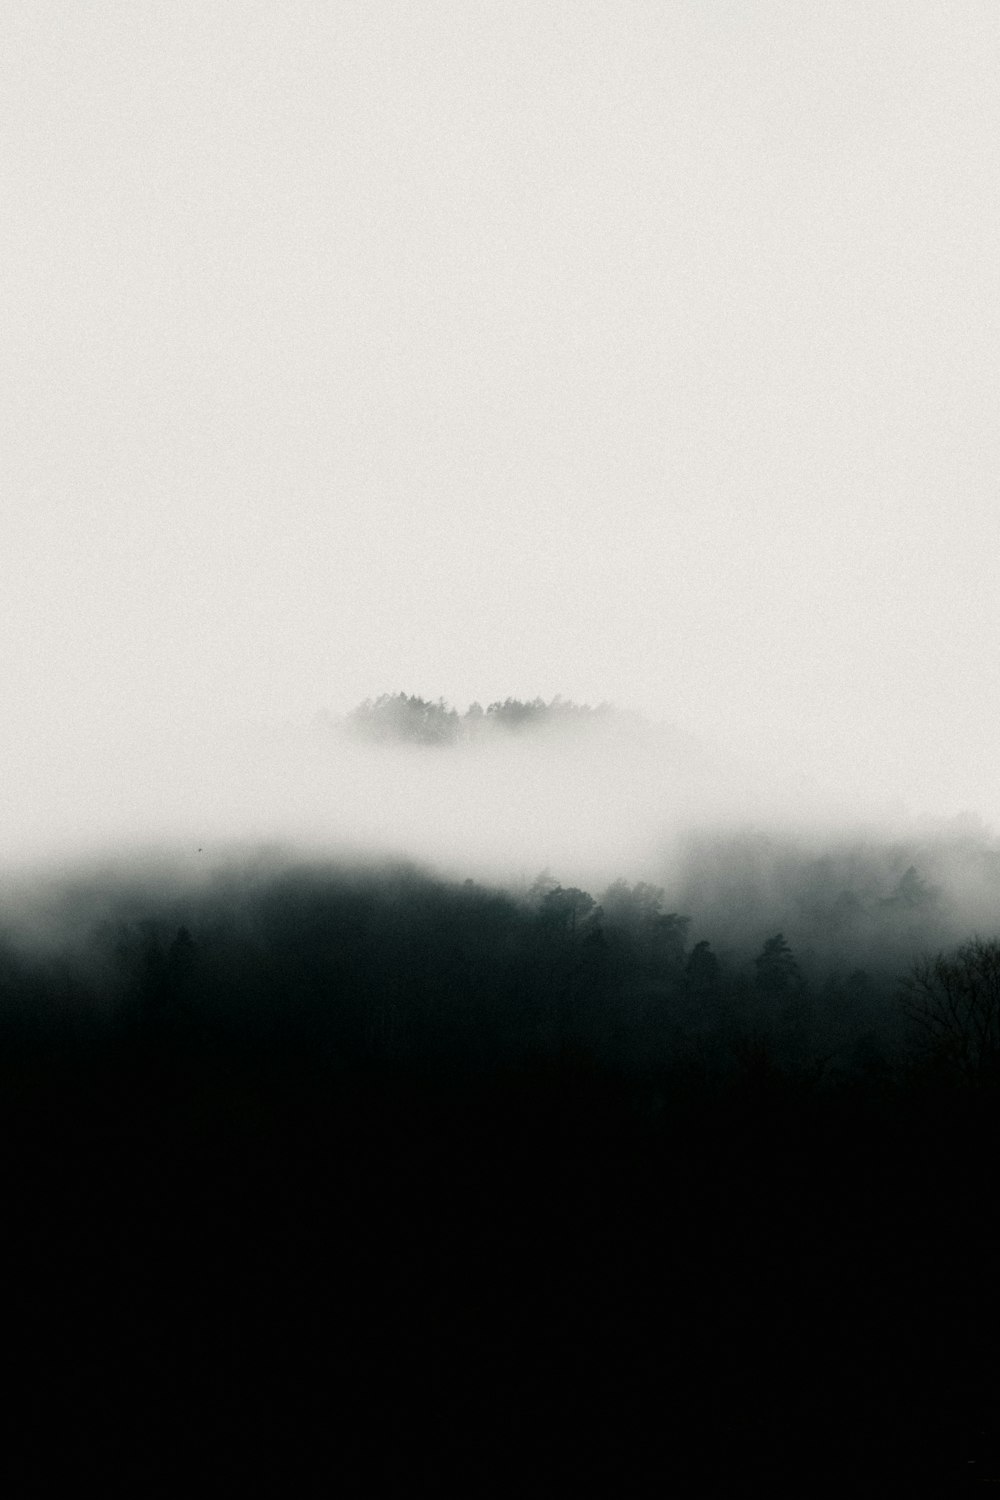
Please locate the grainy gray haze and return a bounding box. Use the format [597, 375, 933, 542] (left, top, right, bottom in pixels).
[2, 2, 999, 868]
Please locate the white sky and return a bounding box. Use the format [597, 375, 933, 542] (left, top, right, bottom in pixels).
[3, 1, 999, 829]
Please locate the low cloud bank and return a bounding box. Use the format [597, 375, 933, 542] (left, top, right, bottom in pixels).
[0, 694, 930, 886]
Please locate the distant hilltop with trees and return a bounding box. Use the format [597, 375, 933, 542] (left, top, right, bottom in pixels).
[341, 693, 617, 747]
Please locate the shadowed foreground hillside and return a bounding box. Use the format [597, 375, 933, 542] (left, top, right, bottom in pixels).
[0, 849, 999, 1487]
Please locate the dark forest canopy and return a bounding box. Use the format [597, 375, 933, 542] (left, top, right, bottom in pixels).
[342, 692, 616, 745]
[3, 842, 996, 1086]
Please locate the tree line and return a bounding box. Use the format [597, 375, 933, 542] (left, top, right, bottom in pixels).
[342, 692, 614, 745]
[3, 854, 996, 1089]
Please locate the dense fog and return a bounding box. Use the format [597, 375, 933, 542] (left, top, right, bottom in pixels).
[0, 689, 974, 881]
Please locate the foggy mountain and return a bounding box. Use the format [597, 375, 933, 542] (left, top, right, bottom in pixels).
[5, 689, 999, 1010]
[3, 696, 1000, 1487]
[6, 1, 1000, 1483]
